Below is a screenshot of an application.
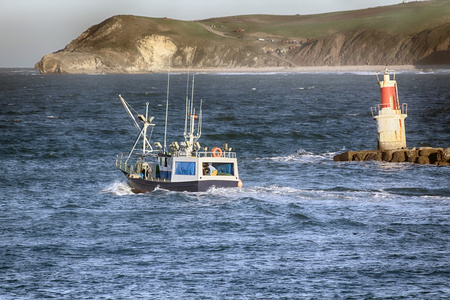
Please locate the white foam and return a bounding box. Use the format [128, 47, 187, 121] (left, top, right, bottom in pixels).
[256, 149, 334, 163]
[100, 180, 134, 196]
[234, 184, 396, 203]
[295, 86, 315, 90]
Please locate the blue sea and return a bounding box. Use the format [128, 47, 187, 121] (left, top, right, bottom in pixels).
[1, 68, 449, 299]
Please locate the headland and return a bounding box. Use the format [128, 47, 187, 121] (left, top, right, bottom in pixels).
[35, 0, 450, 74]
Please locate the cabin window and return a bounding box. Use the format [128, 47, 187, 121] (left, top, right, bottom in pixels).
[214, 163, 234, 175]
[175, 162, 196, 176]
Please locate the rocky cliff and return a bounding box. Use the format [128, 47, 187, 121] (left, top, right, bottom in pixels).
[35, 15, 274, 74]
[286, 24, 450, 67]
[35, 2, 450, 74]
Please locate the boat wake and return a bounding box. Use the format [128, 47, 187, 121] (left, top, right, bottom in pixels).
[204, 184, 448, 203]
[243, 185, 390, 201]
[101, 180, 135, 196]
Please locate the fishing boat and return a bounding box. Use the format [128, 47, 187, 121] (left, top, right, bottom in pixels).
[115, 75, 242, 192]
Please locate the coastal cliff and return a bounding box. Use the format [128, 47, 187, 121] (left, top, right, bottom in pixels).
[35, 1, 450, 74]
[35, 15, 280, 74]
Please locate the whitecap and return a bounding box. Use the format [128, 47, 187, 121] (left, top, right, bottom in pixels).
[256, 149, 334, 163]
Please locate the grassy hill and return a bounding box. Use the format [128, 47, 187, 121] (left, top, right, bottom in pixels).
[36, 0, 450, 74]
[200, 0, 450, 38]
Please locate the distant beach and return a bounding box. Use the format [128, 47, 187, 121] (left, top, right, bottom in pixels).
[156, 65, 448, 74]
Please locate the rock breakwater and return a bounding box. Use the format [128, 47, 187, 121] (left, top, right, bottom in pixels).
[333, 147, 450, 166]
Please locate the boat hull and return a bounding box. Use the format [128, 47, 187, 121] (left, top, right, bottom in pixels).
[125, 174, 239, 193]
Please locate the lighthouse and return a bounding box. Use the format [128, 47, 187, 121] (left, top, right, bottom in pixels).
[371, 69, 408, 151]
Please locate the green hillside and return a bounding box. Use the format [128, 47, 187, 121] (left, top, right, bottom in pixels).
[200, 0, 450, 39]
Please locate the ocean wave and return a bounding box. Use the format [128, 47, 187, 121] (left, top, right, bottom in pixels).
[201, 183, 450, 203]
[195, 184, 382, 202]
[295, 86, 315, 90]
[384, 187, 450, 198]
[208, 72, 292, 76]
[256, 149, 334, 163]
[0, 68, 40, 75]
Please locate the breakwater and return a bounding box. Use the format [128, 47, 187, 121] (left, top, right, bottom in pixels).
[333, 147, 450, 166]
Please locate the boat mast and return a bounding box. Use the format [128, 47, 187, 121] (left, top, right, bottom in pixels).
[163, 68, 170, 153]
[184, 70, 190, 139]
[143, 102, 149, 154]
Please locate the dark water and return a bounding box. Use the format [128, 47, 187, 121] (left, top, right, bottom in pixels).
[1, 68, 449, 299]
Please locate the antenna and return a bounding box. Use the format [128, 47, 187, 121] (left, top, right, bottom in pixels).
[184, 70, 190, 138]
[163, 63, 170, 153]
[190, 75, 195, 116]
[197, 99, 202, 139]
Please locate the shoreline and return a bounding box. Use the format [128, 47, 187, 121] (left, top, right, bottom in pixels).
[167, 65, 415, 74]
[3, 64, 449, 74]
[155, 64, 450, 74]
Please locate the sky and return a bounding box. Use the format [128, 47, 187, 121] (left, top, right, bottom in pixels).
[0, 0, 402, 68]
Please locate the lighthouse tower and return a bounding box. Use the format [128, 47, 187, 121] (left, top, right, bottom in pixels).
[371, 69, 408, 151]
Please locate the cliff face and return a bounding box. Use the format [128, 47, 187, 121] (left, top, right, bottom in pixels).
[287, 24, 450, 67]
[35, 13, 450, 74]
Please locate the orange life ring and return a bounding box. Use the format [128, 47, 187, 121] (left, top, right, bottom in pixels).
[211, 147, 223, 158]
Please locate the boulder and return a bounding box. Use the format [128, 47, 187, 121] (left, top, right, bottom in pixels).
[417, 156, 430, 164]
[419, 147, 440, 157]
[441, 148, 450, 162]
[391, 150, 406, 163]
[365, 151, 382, 161]
[406, 150, 419, 163]
[382, 151, 394, 162]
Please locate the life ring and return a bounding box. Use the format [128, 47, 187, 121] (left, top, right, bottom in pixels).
[211, 147, 223, 158]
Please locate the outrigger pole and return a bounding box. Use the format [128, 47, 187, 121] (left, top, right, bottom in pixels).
[119, 95, 140, 132]
[118, 95, 155, 163]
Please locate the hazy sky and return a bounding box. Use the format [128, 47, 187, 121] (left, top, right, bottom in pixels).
[0, 0, 402, 67]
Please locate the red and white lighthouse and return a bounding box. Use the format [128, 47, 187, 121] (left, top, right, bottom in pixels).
[371, 69, 407, 151]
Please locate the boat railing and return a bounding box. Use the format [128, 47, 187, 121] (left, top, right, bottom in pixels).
[194, 150, 236, 158]
[116, 152, 156, 174]
[116, 152, 134, 174]
[170, 150, 236, 158]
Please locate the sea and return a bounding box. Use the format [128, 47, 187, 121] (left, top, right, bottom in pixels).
[1, 68, 449, 299]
